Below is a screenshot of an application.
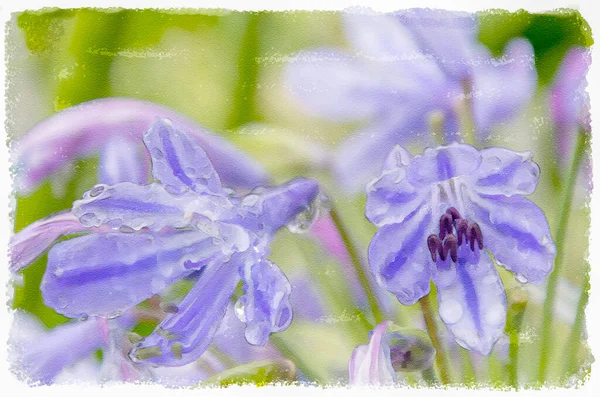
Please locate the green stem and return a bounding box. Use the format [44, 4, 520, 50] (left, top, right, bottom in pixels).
[562, 272, 590, 378]
[505, 289, 528, 388]
[419, 294, 450, 384]
[456, 80, 477, 146]
[329, 207, 385, 325]
[270, 334, 320, 383]
[460, 349, 477, 385]
[422, 367, 439, 386]
[537, 131, 589, 383]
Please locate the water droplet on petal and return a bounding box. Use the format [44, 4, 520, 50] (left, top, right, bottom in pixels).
[152, 148, 164, 159]
[484, 304, 506, 326]
[79, 313, 89, 321]
[89, 185, 106, 197]
[57, 296, 68, 309]
[78, 212, 98, 226]
[439, 299, 463, 324]
[514, 274, 528, 283]
[235, 299, 247, 322]
[119, 225, 135, 233]
[287, 203, 320, 234]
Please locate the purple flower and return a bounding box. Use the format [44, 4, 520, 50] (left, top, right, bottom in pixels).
[25, 118, 319, 367]
[366, 143, 556, 355]
[11, 97, 268, 195]
[285, 9, 536, 192]
[349, 321, 435, 385]
[550, 47, 592, 161]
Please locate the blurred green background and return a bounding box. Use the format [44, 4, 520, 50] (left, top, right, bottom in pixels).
[6, 8, 593, 386]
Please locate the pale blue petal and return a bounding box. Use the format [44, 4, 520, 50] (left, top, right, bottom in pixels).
[236, 258, 293, 345]
[407, 142, 482, 185]
[99, 136, 148, 185]
[432, 246, 507, 356]
[143, 118, 223, 195]
[129, 256, 241, 366]
[42, 230, 222, 317]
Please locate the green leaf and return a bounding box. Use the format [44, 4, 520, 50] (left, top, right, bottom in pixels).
[199, 359, 296, 386]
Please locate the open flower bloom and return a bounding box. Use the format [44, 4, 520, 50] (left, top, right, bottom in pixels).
[550, 47, 592, 162]
[349, 321, 435, 385]
[366, 143, 556, 355]
[11, 97, 268, 195]
[285, 9, 536, 192]
[12, 118, 319, 367]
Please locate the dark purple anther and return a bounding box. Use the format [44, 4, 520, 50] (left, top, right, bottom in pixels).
[439, 213, 454, 239]
[427, 234, 442, 262]
[456, 218, 469, 245]
[443, 235, 458, 263]
[446, 207, 461, 221]
[468, 223, 483, 251]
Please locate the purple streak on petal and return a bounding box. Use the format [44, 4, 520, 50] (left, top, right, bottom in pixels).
[73, 182, 195, 231]
[551, 47, 592, 161]
[42, 231, 221, 317]
[10, 311, 108, 385]
[130, 256, 240, 366]
[467, 192, 556, 284]
[236, 258, 293, 345]
[473, 146, 540, 196]
[12, 98, 267, 194]
[472, 39, 537, 137]
[143, 118, 223, 195]
[10, 211, 86, 273]
[349, 320, 396, 385]
[99, 136, 149, 185]
[254, 178, 319, 232]
[368, 205, 432, 305]
[432, 247, 507, 356]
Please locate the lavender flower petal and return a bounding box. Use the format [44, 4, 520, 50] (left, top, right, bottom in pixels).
[432, 246, 507, 356]
[143, 118, 222, 195]
[407, 143, 481, 185]
[99, 136, 148, 185]
[467, 192, 556, 284]
[130, 256, 241, 366]
[10, 211, 86, 273]
[236, 258, 293, 345]
[42, 231, 222, 317]
[349, 320, 396, 385]
[472, 147, 540, 196]
[472, 39, 537, 135]
[368, 206, 433, 305]
[12, 98, 267, 194]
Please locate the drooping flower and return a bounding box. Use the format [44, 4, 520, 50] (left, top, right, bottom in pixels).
[12, 118, 319, 367]
[366, 143, 556, 355]
[285, 9, 536, 192]
[549, 47, 592, 162]
[349, 321, 435, 385]
[11, 97, 268, 195]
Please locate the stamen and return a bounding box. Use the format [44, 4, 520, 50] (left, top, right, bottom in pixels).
[468, 223, 483, 251]
[439, 214, 454, 239]
[456, 219, 469, 245]
[443, 235, 458, 263]
[427, 235, 442, 262]
[134, 346, 162, 360]
[171, 342, 183, 360]
[446, 207, 461, 221]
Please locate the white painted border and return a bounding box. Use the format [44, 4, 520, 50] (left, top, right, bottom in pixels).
[1, 1, 598, 396]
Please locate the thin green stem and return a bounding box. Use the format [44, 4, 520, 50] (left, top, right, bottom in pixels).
[460, 349, 477, 385]
[456, 79, 477, 146]
[270, 334, 320, 383]
[537, 131, 589, 383]
[562, 272, 590, 378]
[422, 367, 439, 386]
[329, 207, 385, 325]
[419, 294, 450, 384]
[505, 289, 528, 388]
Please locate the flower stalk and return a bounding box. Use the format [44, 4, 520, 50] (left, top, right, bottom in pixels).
[537, 130, 589, 383]
[419, 292, 450, 384]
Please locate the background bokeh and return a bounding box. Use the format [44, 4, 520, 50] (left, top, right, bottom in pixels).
[6, 9, 594, 386]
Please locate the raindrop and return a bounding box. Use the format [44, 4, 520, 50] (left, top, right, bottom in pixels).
[78, 213, 97, 226]
[89, 185, 106, 197]
[119, 225, 135, 234]
[57, 296, 68, 309]
[234, 299, 247, 322]
[514, 274, 528, 283]
[79, 313, 89, 321]
[438, 299, 463, 324]
[484, 304, 505, 326]
[152, 148, 164, 159]
[160, 302, 179, 314]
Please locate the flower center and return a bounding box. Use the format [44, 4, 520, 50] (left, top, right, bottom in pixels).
[426, 207, 483, 264]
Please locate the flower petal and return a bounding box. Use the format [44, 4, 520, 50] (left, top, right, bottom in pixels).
[284, 48, 401, 121]
[129, 256, 241, 366]
[472, 146, 540, 196]
[472, 38, 537, 135]
[10, 311, 107, 385]
[12, 98, 267, 194]
[72, 182, 197, 231]
[407, 142, 482, 185]
[349, 320, 396, 386]
[99, 136, 149, 185]
[467, 193, 556, 284]
[10, 211, 87, 273]
[366, 146, 429, 227]
[143, 118, 222, 195]
[42, 230, 222, 317]
[432, 247, 507, 355]
[236, 258, 293, 346]
[368, 205, 433, 305]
